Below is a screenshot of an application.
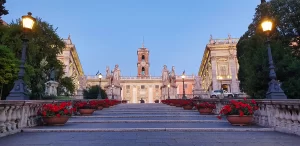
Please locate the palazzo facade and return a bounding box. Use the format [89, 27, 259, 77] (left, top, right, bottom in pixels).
[85, 45, 195, 103]
[56, 35, 85, 95]
[198, 35, 240, 93]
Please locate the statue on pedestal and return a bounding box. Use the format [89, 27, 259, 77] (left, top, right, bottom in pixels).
[162, 65, 169, 86]
[45, 68, 59, 96]
[112, 64, 121, 86]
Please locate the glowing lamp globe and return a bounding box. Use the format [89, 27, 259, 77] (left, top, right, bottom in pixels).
[261, 20, 272, 32]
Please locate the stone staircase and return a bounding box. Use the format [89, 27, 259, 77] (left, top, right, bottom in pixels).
[0, 103, 300, 146]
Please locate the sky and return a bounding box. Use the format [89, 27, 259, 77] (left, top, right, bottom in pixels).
[3, 0, 260, 77]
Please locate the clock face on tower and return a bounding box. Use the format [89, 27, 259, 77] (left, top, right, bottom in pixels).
[141, 61, 146, 66]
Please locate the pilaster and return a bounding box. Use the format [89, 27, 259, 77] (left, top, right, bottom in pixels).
[211, 56, 218, 90]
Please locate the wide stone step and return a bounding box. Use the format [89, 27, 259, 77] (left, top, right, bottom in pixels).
[69, 115, 218, 121]
[93, 112, 200, 115]
[29, 122, 264, 129]
[72, 115, 211, 118]
[23, 127, 274, 132]
[67, 120, 227, 123]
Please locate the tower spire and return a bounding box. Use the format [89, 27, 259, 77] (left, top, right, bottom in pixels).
[142, 36, 145, 48]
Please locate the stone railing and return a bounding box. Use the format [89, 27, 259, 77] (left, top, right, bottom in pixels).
[193, 99, 300, 136]
[0, 100, 66, 137]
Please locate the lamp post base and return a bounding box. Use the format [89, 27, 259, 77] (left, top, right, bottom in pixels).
[6, 79, 29, 100]
[266, 79, 287, 99]
[97, 94, 102, 99]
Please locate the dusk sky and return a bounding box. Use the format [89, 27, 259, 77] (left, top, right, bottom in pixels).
[3, 0, 260, 76]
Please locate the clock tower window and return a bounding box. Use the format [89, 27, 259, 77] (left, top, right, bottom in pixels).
[142, 67, 145, 75]
[141, 55, 145, 61]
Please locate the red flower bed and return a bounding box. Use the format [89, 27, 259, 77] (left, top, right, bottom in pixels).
[196, 102, 216, 109]
[217, 98, 258, 119]
[74, 101, 98, 109]
[38, 102, 74, 118]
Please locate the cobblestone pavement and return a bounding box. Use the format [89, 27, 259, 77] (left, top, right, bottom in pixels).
[0, 103, 299, 146]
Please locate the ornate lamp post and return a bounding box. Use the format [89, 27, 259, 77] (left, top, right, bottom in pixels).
[167, 84, 170, 99]
[97, 73, 102, 99]
[7, 12, 36, 100]
[111, 84, 114, 99]
[181, 71, 186, 99]
[261, 19, 287, 99]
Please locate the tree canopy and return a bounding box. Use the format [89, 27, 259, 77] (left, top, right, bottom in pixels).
[0, 0, 8, 24]
[83, 85, 107, 99]
[0, 17, 75, 99]
[237, 0, 300, 99]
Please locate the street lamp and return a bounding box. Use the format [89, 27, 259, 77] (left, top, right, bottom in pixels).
[261, 19, 287, 99]
[181, 71, 186, 99]
[97, 73, 102, 99]
[167, 84, 170, 99]
[111, 84, 114, 99]
[7, 12, 36, 100]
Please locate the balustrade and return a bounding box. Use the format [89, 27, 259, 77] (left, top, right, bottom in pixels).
[191, 98, 300, 136]
[0, 100, 60, 137]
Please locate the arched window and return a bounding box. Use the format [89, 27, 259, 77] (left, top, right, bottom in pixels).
[141, 55, 145, 60]
[142, 67, 145, 75]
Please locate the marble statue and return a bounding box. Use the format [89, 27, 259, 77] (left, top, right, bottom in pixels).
[106, 66, 112, 85]
[112, 64, 121, 86]
[162, 65, 169, 86]
[170, 66, 176, 86]
[49, 68, 56, 81]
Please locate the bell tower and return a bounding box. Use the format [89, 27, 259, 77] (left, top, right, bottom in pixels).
[137, 41, 150, 77]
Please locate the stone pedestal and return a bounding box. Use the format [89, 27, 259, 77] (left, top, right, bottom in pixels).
[45, 81, 59, 96]
[193, 89, 209, 99]
[106, 85, 122, 100]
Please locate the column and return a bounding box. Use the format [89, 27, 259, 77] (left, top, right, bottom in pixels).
[148, 86, 153, 103]
[229, 55, 239, 93]
[132, 86, 137, 103]
[121, 88, 123, 100]
[211, 56, 218, 90]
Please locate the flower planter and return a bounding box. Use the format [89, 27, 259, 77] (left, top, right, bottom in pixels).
[78, 109, 95, 116]
[98, 106, 104, 110]
[103, 105, 110, 108]
[183, 105, 193, 110]
[154, 101, 159, 103]
[226, 115, 253, 126]
[42, 116, 70, 126]
[198, 108, 213, 115]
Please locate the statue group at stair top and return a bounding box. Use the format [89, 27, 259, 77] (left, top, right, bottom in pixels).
[161, 65, 176, 87]
[106, 64, 121, 86]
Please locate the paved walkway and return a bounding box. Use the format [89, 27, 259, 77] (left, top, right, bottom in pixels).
[0, 103, 299, 146]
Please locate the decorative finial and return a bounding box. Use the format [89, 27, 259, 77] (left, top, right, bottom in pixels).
[28, 12, 32, 16]
[261, 0, 266, 4]
[68, 34, 71, 40]
[142, 36, 145, 48]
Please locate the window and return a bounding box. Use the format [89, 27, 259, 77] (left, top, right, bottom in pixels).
[141, 85, 145, 89]
[126, 89, 130, 93]
[142, 67, 145, 75]
[141, 55, 145, 60]
[126, 85, 130, 89]
[155, 85, 159, 88]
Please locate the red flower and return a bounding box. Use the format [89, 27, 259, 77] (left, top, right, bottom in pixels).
[217, 115, 222, 120]
[56, 114, 61, 117]
[239, 110, 244, 116]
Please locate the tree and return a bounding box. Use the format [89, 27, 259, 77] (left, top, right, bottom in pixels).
[0, 18, 66, 100]
[57, 77, 75, 96]
[0, 0, 8, 24]
[237, 0, 300, 99]
[83, 85, 107, 99]
[0, 45, 18, 99]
